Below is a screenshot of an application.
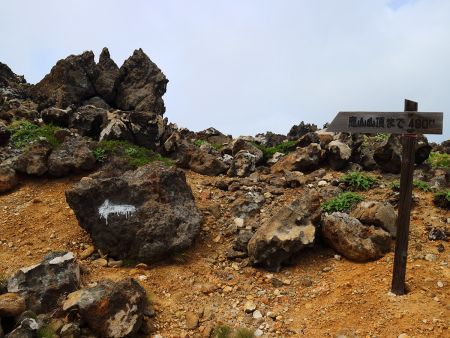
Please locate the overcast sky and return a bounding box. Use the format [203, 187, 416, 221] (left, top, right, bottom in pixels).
[1, 0, 449, 141]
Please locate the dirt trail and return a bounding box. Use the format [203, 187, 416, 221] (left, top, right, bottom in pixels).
[0, 172, 448, 338]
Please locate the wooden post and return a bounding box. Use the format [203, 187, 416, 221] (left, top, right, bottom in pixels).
[391, 99, 417, 295]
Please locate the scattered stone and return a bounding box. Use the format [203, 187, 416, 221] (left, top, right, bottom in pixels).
[60, 322, 81, 338]
[424, 253, 437, 262]
[13, 140, 52, 176]
[5, 318, 39, 338]
[373, 135, 402, 174]
[271, 143, 323, 174]
[253, 310, 263, 319]
[7, 252, 80, 314]
[437, 281, 444, 288]
[326, 140, 351, 170]
[228, 150, 257, 177]
[0, 293, 26, 317]
[428, 228, 448, 241]
[0, 165, 18, 194]
[66, 163, 202, 263]
[321, 212, 392, 262]
[79, 245, 95, 260]
[244, 301, 256, 313]
[185, 312, 199, 330]
[63, 278, 147, 338]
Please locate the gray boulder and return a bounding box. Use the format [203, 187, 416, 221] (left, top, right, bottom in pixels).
[5, 318, 39, 338]
[7, 252, 80, 314]
[41, 107, 72, 127]
[248, 190, 321, 271]
[65, 163, 202, 263]
[188, 150, 229, 176]
[350, 201, 397, 237]
[62, 278, 147, 338]
[115, 48, 168, 114]
[321, 212, 392, 262]
[13, 140, 52, 176]
[47, 137, 96, 177]
[231, 138, 263, 164]
[373, 135, 402, 174]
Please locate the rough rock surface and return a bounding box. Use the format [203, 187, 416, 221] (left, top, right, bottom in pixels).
[227, 150, 257, 177]
[373, 135, 402, 174]
[188, 150, 229, 176]
[271, 143, 322, 174]
[0, 293, 26, 317]
[41, 107, 72, 127]
[0, 165, 18, 194]
[4, 318, 39, 338]
[33, 51, 97, 108]
[13, 140, 52, 176]
[287, 122, 317, 140]
[115, 49, 168, 113]
[248, 190, 321, 271]
[7, 252, 80, 314]
[321, 212, 392, 262]
[69, 105, 107, 139]
[65, 163, 202, 263]
[326, 140, 351, 170]
[93, 47, 120, 104]
[62, 278, 147, 338]
[0, 62, 26, 88]
[350, 201, 397, 237]
[0, 121, 11, 145]
[47, 137, 96, 177]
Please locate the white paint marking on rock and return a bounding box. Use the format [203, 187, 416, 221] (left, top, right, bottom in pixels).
[98, 199, 136, 225]
[49, 252, 74, 265]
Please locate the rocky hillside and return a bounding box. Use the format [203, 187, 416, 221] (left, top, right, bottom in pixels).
[0, 49, 449, 338]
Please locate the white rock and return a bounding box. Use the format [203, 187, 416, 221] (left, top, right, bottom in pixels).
[253, 310, 263, 319]
[244, 301, 256, 313]
[254, 328, 264, 337]
[318, 180, 328, 187]
[437, 281, 444, 288]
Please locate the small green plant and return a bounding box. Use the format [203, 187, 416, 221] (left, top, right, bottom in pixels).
[321, 192, 364, 213]
[427, 152, 450, 169]
[342, 172, 377, 191]
[390, 180, 401, 191]
[374, 133, 389, 142]
[94, 140, 173, 167]
[433, 189, 450, 209]
[37, 325, 56, 338]
[234, 328, 255, 338]
[254, 140, 297, 163]
[7, 120, 61, 148]
[413, 180, 431, 192]
[194, 139, 207, 147]
[194, 139, 222, 150]
[213, 324, 232, 338]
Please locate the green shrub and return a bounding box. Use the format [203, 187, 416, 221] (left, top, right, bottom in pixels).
[194, 139, 206, 147]
[234, 328, 255, 338]
[37, 325, 56, 338]
[213, 325, 232, 338]
[254, 140, 297, 163]
[427, 152, 450, 169]
[194, 139, 222, 150]
[7, 120, 60, 148]
[321, 192, 363, 213]
[94, 140, 173, 167]
[390, 180, 400, 191]
[342, 172, 377, 191]
[374, 133, 389, 142]
[413, 180, 431, 192]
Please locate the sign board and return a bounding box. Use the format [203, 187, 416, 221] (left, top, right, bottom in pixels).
[327, 111, 443, 134]
[328, 100, 443, 296]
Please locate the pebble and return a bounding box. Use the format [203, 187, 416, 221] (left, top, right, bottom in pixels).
[254, 328, 264, 337]
[424, 253, 437, 262]
[398, 333, 409, 338]
[253, 310, 263, 319]
[244, 301, 256, 313]
[92, 258, 108, 267]
[437, 281, 444, 288]
[322, 266, 332, 272]
[185, 311, 199, 329]
[318, 180, 327, 187]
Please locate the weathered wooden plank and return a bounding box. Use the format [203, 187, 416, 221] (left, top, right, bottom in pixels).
[327, 111, 443, 134]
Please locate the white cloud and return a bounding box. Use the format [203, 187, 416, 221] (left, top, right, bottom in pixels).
[1, 0, 448, 141]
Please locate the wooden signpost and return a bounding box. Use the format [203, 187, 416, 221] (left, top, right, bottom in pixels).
[328, 99, 443, 295]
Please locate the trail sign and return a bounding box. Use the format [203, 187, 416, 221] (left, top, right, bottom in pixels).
[328, 100, 444, 296]
[327, 111, 443, 134]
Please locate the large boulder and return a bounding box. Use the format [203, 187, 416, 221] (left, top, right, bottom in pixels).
[93, 47, 120, 105]
[41, 107, 72, 127]
[231, 138, 263, 164]
[248, 190, 321, 271]
[7, 252, 80, 314]
[65, 163, 202, 263]
[321, 212, 392, 262]
[326, 140, 351, 170]
[13, 140, 52, 176]
[188, 150, 229, 176]
[415, 135, 432, 164]
[271, 143, 322, 173]
[33, 51, 97, 108]
[373, 135, 402, 174]
[115, 49, 168, 113]
[350, 201, 397, 237]
[195, 127, 232, 146]
[69, 105, 108, 139]
[63, 278, 147, 338]
[0, 165, 18, 194]
[47, 137, 96, 177]
[287, 122, 317, 140]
